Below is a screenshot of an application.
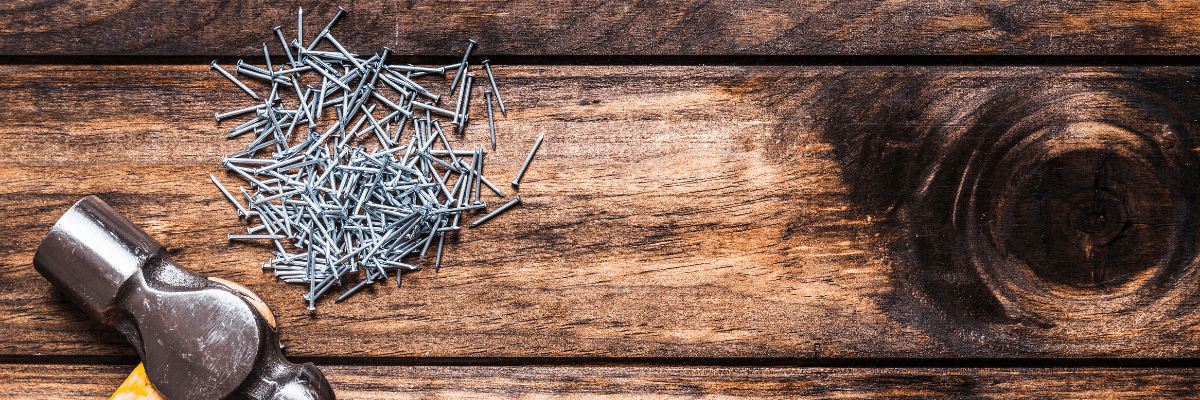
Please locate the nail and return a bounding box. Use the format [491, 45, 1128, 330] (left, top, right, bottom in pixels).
[274, 27, 298, 67]
[433, 232, 445, 272]
[473, 146, 483, 205]
[303, 56, 352, 91]
[429, 149, 485, 156]
[325, 34, 365, 71]
[484, 91, 496, 150]
[482, 59, 507, 117]
[381, 68, 439, 101]
[322, 7, 347, 37]
[210, 174, 248, 214]
[297, 7, 304, 50]
[211, 60, 261, 100]
[386, 65, 444, 74]
[334, 277, 372, 303]
[215, 104, 267, 121]
[477, 170, 505, 198]
[306, 6, 346, 50]
[469, 196, 521, 228]
[229, 234, 288, 240]
[409, 62, 460, 78]
[236, 61, 292, 86]
[459, 75, 474, 135]
[448, 39, 476, 97]
[511, 133, 544, 187]
[453, 71, 469, 125]
[227, 118, 268, 139]
[412, 101, 458, 119]
[263, 43, 274, 76]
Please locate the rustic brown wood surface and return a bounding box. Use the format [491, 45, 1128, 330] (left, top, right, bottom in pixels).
[4, 364, 1200, 399]
[4, 65, 1200, 361]
[5, 2, 1200, 395]
[2, 1, 1200, 56]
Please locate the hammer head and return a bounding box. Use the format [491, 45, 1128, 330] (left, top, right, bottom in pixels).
[33, 196, 335, 400]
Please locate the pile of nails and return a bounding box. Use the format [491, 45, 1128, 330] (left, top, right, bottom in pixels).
[207, 7, 544, 310]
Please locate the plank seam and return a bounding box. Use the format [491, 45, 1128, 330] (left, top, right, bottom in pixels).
[4, 55, 1200, 66]
[3, 356, 1199, 368]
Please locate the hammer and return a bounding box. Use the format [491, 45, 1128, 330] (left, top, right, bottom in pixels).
[33, 196, 336, 400]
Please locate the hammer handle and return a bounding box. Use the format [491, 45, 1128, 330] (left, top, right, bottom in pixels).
[110, 364, 165, 400]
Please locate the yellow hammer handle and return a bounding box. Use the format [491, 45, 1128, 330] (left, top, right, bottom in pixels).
[109, 363, 166, 400]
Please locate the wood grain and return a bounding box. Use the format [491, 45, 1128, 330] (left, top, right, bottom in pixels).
[793, 68, 1200, 355]
[4, 65, 1200, 359]
[2, 1, 1200, 56]
[4, 364, 1200, 399]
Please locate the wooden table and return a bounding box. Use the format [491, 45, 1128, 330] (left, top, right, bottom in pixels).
[4, 1, 1200, 397]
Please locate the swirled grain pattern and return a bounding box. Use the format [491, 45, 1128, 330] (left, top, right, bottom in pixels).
[773, 67, 1200, 355]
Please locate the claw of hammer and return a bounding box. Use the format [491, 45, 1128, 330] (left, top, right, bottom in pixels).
[33, 196, 336, 400]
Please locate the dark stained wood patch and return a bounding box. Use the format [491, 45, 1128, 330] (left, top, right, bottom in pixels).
[734, 67, 1200, 356]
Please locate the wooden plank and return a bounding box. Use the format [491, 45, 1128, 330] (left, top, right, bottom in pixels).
[2, 1, 1199, 56]
[3, 65, 1200, 358]
[4, 364, 1200, 399]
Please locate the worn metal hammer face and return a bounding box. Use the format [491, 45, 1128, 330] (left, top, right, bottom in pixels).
[33, 196, 335, 400]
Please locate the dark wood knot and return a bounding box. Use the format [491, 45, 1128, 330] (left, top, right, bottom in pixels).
[815, 70, 1200, 353]
[997, 123, 1173, 292]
